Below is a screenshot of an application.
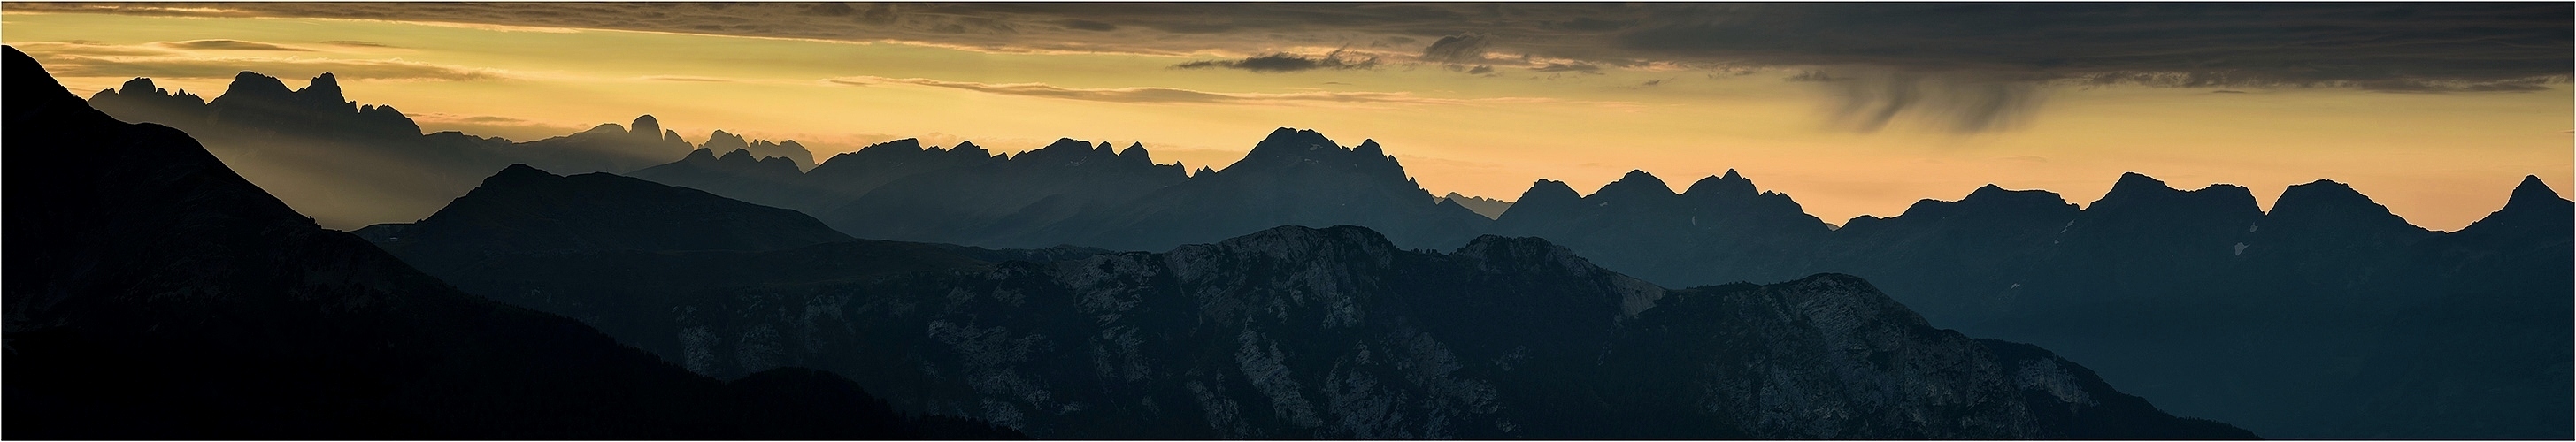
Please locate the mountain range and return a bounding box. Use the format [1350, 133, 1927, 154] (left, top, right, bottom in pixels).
[1, 46, 1011, 439]
[87, 73, 813, 229]
[358, 164, 2252, 438]
[81, 64, 2574, 439]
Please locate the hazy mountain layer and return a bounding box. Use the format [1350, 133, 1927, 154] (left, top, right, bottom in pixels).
[378, 218, 2254, 439]
[1, 46, 1013, 439]
[86, 73, 807, 229]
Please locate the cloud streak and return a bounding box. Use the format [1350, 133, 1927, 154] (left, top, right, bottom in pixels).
[825, 75, 1565, 108]
[1173, 50, 1380, 73]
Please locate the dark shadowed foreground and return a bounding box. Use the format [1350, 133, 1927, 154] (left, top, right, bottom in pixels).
[376, 164, 2257, 439]
[0, 45, 1016, 439]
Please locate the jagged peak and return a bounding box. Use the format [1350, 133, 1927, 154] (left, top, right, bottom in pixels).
[718, 149, 756, 162]
[1093, 141, 1113, 152]
[1193, 165, 1217, 177]
[1721, 168, 1742, 180]
[581, 122, 626, 134]
[661, 129, 683, 143]
[630, 115, 661, 136]
[682, 148, 718, 161]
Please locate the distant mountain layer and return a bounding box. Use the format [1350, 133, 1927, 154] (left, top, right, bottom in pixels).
[1440, 192, 1513, 219]
[363, 164, 850, 257]
[628, 123, 2568, 438]
[373, 213, 2255, 438]
[0, 45, 1012, 439]
[86, 73, 811, 228]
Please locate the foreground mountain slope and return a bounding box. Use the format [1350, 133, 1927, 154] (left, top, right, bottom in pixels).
[0, 45, 1012, 439]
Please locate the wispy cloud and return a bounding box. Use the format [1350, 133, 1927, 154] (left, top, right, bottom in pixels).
[40, 54, 509, 82]
[150, 39, 312, 51]
[1173, 50, 1380, 73]
[825, 75, 1568, 108]
[639, 75, 734, 82]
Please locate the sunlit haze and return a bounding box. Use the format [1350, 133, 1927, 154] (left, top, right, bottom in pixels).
[5, 4, 2566, 230]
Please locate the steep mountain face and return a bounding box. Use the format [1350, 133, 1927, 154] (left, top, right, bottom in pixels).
[822, 139, 1190, 247]
[1060, 129, 1493, 251]
[0, 46, 1011, 439]
[366, 164, 850, 260]
[384, 202, 2253, 440]
[81, 72, 723, 229]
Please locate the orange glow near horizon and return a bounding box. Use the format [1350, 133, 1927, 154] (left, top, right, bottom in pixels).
[5, 11, 2567, 231]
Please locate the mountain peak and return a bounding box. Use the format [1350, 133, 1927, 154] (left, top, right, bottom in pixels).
[482, 164, 561, 189]
[1596, 170, 1676, 199]
[681, 148, 718, 162]
[119, 77, 160, 95]
[1518, 179, 1584, 205]
[631, 115, 662, 136]
[225, 71, 293, 96]
[1722, 168, 1742, 180]
[1684, 171, 1760, 198]
[300, 72, 343, 101]
[719, 149, 756, 163]
[1118, 142, 1151, 164]
[2509, 175, 2563, 206]
[1251, 127, 1342, 154]
[704, 129, 748, 151]
[2110, 171, 2173, 194]
[1355, 139, 1385, 157]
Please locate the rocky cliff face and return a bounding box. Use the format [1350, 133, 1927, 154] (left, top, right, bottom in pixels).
[388, 219, 2254, 439]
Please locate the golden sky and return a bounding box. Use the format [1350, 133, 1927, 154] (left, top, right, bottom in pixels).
[4, 4, 2568, 231]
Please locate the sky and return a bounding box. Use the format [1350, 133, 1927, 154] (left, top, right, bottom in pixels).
[4, 3, 2568, 231]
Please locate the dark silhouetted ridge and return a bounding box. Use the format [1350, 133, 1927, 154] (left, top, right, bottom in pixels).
[0, 44, 1014, 440]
